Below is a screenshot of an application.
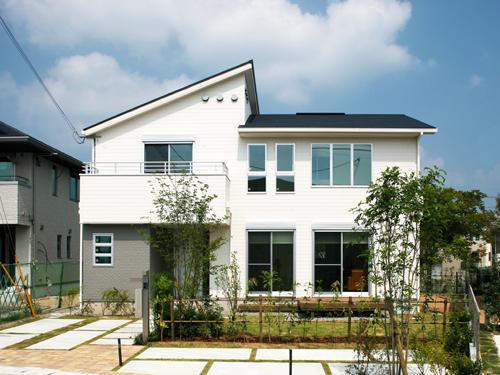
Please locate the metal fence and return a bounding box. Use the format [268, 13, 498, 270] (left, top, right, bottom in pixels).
[0, 260, 79, 319]
[467, 284, 481, 361]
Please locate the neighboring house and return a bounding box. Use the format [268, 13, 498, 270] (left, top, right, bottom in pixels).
[79, 61, 437, 302]
[0, 121, 82, 288]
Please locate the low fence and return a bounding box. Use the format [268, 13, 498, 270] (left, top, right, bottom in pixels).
[467, 285, 481, 361]
[0, 260, 79, 319]
[151, 296, 467, 343]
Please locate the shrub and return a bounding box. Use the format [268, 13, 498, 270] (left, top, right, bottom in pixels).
[173, 299, 223, 339]
[101, 287, 130, 315]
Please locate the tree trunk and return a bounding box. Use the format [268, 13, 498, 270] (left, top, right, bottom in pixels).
[387, 299, 408, 375]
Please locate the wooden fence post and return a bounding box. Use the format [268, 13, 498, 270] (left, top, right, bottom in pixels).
[347, 296, 353, 341]
[170, 299, 175, 340]
[442, 298, 448, 339]
[258, 297, 263, 343]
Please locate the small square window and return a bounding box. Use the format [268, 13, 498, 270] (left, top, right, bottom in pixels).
[276, 176, 294, 192]
[248, 176, 266, 192]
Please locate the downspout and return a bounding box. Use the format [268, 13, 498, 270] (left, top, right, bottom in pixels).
[417, 132, 422, 176]
[79, 222, 83, 309]
[31, 153, 36, 263]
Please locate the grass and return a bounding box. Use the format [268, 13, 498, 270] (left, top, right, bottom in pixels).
[480, 330, 500, 375]
[163, 312, 447, 344]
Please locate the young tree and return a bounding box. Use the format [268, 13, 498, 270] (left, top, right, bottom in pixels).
[353, 166, 444, 375]
[148, 175, 226, 299]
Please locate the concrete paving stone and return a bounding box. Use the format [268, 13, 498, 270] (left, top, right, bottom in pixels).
[90, 338, 135, 346]
[27, 330, 105, 350]
[75, 319, 130, 331]
[494, 335, 500, 356]
[1, 319, 82, 334]
[100, 331, 138, 339]
[0, 333, 37, 349]
[137, 347, 252, 360]
[0, 365, 97, 374]
[256, 348, 357, 361]
[118, 360, 207, 375]
[208, 361, 325, 375]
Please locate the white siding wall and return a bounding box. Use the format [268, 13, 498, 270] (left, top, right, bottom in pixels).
[82, 72, 419, 297]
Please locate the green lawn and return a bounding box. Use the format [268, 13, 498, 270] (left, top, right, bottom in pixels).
[480, 331, 500, 375]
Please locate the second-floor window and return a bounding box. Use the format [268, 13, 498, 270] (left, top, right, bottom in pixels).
[69, 175, 79, 201]
[51, 166, 58, 196]
[144, 143, 193, 173]
[0, 157, 13, 181]
[66, 235, 71, 259]
[312, 144, 372, 186]
[276, 144, 294, 192]
[247, 144, 266, 192]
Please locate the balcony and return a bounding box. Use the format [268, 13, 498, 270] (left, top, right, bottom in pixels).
[0, 176, 32, 225]
[80, 162, 230, 224]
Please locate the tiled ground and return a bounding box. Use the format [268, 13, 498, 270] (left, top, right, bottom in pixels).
[137, 347, 252, 360]
[119, 360, 207, 375]
[209, 362, 325, 375]
[0, 319, 82, 334]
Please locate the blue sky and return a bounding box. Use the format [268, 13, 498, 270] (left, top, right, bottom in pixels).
[0, 0, 498, 205]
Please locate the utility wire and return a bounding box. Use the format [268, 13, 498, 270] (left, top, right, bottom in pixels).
[0, 14, 85, 144]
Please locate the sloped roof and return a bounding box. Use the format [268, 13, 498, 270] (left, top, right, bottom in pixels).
[241, 113, 435, 129]
[0, 121, 82, 171]
[83, 60, 259, 135]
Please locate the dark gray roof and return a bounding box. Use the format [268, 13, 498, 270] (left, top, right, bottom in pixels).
[240, 113, 435, 129]
[0, 121, 83, 171]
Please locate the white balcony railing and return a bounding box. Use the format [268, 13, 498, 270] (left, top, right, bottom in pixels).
[83, 161, 228, 175]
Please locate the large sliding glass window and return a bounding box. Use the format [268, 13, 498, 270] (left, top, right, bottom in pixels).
[276, 144, 294, 192]
[311, 144, 372, 186]
[314, 231, 369, 293]
[248, 144, 266, 192]
[144, 143, 193, 173]
[248, 231, 293, 292]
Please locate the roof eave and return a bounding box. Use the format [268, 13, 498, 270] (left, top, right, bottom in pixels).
[238, 127, 437, 135]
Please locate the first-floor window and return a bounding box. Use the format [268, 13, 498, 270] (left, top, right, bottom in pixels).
[56, 235, 62, 259]
[314, 231, 369, 293]
[248, 231, 293, 292]
[93, 233, 113, 266]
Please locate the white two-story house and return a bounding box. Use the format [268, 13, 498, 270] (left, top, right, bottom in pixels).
[79, 61, 437, 302]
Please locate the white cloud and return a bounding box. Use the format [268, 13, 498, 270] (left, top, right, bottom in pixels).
[469, 74, 483, 88]
[2, 0, 417, 103]
[0, 53, 190, 158]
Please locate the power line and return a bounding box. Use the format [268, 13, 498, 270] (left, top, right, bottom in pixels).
[0, 14, 85, 144]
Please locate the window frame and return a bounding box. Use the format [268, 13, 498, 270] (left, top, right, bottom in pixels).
[69, 175, 79, 202]
[275, 143, 295, 193]
[51, 166, 58, 196]
[247, 230, 295, 295]
[93, 233, 114, 267]
[56, 234, 62, 259]
[312, 230, 370, 296]
[143, 142, 194, 174]
[66, 235, 71, 259]
[310, 143, 373, 187]
[247, 143, 267, 193]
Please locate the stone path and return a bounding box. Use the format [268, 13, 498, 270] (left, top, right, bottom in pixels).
[255, 348, 357, 361]
[209, 362, 324, 375]
[137, 347, 252, 360]
[27, 330, 106, 350]
[0, 333, 36, 349]
[0, 319, 82, 334]
[91, 320, 141, 346]
[0, 364, 98, 374]
[119, 360, 207, 375]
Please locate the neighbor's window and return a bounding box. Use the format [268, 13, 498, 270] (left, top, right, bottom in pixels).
[314, 231, 369, 293]
[69, 175, 79, 201]
[144, 143, 193, 173]
[66, 235, 71, 259]
[248, 231, 294, 292]
[56, 235, 62, 259]
[247, 144, 266, 192]
[0, 157, 13, 181]
[311, 144, 372, 186]
[276, 144, 294, 192]
[51, 166, 58, 196]
[93, 233, 113, 266]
